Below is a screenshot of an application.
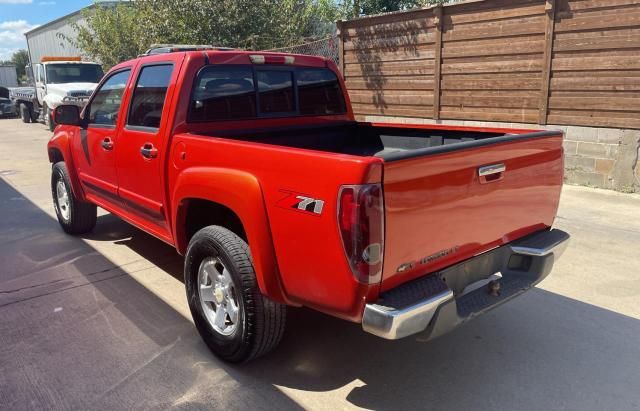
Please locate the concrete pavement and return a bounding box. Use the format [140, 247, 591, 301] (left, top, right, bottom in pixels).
[1, 118, 639, 410]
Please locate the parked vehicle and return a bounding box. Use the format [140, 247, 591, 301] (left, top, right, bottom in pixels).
[12, 57, 103, 130]
[48, 46, 570, 363]
[0, 86, 17, 118]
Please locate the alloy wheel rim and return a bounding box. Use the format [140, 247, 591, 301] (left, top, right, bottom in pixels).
[198, 257, 240, 336]
[56, 180, 70, 221]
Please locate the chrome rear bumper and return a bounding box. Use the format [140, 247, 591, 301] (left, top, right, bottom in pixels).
[362, 229, 570, 340]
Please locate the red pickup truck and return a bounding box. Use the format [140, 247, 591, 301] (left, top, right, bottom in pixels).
[47, 46, 569, 363]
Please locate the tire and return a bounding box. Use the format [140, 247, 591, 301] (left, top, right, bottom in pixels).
[185, 226, 286, 363]
[45, 104, 56, 132]
[51, 161, 97, 234]
[20, 103, 31, 123]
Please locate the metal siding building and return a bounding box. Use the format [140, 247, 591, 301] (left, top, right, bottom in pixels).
[24, 2, 119, 65]
[0, 66, 19, 87]
[25, 12, 88, 64]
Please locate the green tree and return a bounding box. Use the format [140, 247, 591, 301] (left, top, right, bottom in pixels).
[72, 0, 342, 69]
[71, 0, 453, 69]
[10, 49, 29, 81]
[70, 2, 151, 69]
[1, 50, 29, 84]
[343, 0, 452, 18]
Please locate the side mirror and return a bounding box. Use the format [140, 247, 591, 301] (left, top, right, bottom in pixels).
[53, 105, 81, 126]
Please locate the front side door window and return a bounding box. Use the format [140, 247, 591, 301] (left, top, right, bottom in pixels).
[87, 70, 131, 127]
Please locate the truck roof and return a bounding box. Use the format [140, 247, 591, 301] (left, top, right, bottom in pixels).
[113, 48, 331, 71]
[40, 60, 101, 65]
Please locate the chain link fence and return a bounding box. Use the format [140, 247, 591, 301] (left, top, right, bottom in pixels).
[267, 36, 339, 67]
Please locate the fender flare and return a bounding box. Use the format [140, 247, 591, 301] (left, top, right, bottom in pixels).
[42, 94, 63, 111]
[172, 167, 290, 305]
[47, 129, 86, 201]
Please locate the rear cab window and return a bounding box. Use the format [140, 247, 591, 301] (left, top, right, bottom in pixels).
[257, 70, 294, 114]
[297, 69, 345, 115]
[127, 64, 174, 131]
[189, 65, 345, 122]
[190, 66, 256, 121]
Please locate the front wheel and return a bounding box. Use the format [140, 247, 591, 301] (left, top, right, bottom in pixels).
[51, 162, 97, 234]
[44, 104, 56, 132]
[185, 226, 286, 363]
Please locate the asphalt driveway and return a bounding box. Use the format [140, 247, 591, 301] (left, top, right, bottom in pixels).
[1, 118, 639, 410]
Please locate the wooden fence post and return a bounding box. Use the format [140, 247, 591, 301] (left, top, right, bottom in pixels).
[539, 0, 556, 125]
[433, 5, 443, 120]
[336, 21, 345, 74]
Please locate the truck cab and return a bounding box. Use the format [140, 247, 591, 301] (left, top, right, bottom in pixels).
[15, 57, 103, 130]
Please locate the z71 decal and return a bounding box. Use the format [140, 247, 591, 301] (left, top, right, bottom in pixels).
[277, 190, 325, 216]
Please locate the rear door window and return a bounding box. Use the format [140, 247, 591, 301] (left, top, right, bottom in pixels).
[257, 70, 294, 114]
[127, 64, 174, 130]
[190, 66, 256, 121]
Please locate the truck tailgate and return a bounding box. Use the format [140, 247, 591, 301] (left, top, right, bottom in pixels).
[381, 132, 564, 292]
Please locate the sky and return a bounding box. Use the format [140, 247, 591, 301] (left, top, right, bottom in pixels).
[0, 0, 94, 60]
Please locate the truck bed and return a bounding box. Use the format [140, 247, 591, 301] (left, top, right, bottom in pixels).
[193, 121, 564, 293]
[194, 121, 516, 160]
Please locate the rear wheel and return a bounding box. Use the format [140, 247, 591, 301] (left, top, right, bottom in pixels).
[185, 226, 286, 363]
[51, 161, 97, 234]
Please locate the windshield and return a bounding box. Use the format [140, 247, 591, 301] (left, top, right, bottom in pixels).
[45, 64, 104, 84]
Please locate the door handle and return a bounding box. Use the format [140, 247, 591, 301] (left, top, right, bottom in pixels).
[140, 143, 158, 159]
[101, 137, 114, 150]
[478, 163, 505, 184]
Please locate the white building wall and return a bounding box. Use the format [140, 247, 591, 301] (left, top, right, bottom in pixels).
[26, 15, 88, 64]
[0, 66, 19, 87]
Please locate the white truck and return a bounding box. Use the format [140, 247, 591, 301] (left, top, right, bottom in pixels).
[11, 57, 103, 131]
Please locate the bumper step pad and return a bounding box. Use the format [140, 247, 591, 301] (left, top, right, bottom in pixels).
[362, 229, 570, 340]
[378, 272, 449, 310]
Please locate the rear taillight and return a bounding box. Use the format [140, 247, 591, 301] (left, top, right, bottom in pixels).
[337, 184, 384, 284]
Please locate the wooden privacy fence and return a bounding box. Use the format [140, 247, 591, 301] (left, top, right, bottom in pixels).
[337, 0, 640, 129]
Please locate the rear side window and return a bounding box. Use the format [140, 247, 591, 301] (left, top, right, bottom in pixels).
[257, 71, 294, 114]
[188, 65, 346, 122]
[190, 66, 256, 121]
[128, 64, 173, 129]
[297, 69, 346, 115]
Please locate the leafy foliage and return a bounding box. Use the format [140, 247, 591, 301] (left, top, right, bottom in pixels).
[70, 2, 151, 69]
[342, 0, 451, 17]
[72, 0, 453, 69]
[73, 0, 342, 68]
[10, 49, 29, 81]
[0, 49, 29, 84]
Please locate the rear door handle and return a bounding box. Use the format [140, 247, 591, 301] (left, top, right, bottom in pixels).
[140, 143, 158, 159]
[478, 163, 505, 183]
[101, 137, 114, 150]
